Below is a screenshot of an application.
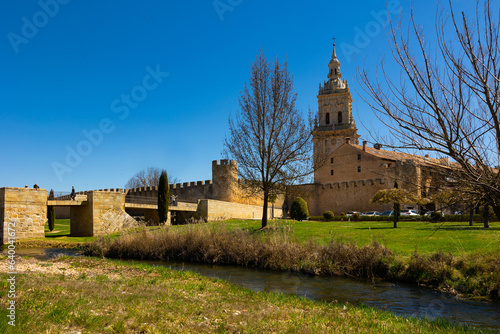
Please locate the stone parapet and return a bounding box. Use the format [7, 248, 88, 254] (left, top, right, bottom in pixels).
[197, 199, 283, 221]
[0, 187, 47, 243]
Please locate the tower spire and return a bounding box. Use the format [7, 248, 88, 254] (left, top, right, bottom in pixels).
[332, 35, 337, 59]
[326, 35, 344, 87]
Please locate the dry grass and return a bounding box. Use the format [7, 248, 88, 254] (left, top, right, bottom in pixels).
[84, 223, 393, 279]
[84, 222, 500, 301]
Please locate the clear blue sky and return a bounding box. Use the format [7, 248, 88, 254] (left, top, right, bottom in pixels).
[0, 0, 479, 192]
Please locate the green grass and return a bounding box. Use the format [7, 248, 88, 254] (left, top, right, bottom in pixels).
[44, 219, 71, 236]
[0, 256, 481, 333]
[222, 219, 500, 256]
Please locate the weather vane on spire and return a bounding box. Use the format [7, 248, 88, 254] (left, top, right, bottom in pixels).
[332, 35, 336, 45]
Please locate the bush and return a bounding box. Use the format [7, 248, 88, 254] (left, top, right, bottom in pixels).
[290, 197, 309, 221]
[340, 212, 346, 216]
[430, 211, 442, 223]
[352, 212, 361, 221]
[323, 211, 335, 221]
[309, 216, 324, 221]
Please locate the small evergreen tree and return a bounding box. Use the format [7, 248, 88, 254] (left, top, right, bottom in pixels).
[47, 189, 55, 231]
[393, 181, 401, 228]
[158, 170, 169, 224]
[290, 197, 309, 221]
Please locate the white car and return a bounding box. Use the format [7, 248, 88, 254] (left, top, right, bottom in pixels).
[345, 211, 361, 216]
[401, 209, 419, 216]
[362, 211, 380, 216]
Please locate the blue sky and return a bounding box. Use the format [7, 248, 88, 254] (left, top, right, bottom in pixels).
[0, 0, 480, 192]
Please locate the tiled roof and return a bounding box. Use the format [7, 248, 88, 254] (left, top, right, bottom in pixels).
[351, 144, 457, 169]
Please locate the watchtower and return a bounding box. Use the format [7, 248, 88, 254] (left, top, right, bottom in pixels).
[212, 160, 238, 202]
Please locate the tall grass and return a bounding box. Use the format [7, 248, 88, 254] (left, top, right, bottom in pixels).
[84, 223, 393, 278]
[83, 223, 500, 300]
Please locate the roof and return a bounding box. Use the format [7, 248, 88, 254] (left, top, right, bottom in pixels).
[349, 143, 458, 169]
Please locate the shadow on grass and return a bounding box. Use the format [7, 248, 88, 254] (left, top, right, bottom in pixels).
[45, 234, 71, 238]
[355, 227, 396, 230]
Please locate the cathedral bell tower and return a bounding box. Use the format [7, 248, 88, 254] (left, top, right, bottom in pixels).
[313, 38, 360, 181]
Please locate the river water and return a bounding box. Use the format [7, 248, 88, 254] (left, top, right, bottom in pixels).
[5, 248, 500, 331]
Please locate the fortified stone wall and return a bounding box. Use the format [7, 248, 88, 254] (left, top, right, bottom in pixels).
[197, 199, 283, 221]
[125, 160, 285, 208]
[299, 178, 394, 216]
[0, 187, 47, 243]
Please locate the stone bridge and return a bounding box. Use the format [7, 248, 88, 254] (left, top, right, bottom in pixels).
[0, 187, 282, 243]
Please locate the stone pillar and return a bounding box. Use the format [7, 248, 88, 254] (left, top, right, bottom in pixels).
[70, 191, 138, 237]
[0, 187, 47, 243]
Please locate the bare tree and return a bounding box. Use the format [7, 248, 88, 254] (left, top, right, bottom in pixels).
[224, 52, 314, 229]
[359, 0, 500, 226]
[125, 167, 179, 189]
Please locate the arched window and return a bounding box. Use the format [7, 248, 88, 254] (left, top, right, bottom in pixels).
[338, 112, 342, 124]
[325, 113, 330, 124]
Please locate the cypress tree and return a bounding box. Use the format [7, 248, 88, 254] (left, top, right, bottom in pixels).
[158, 170, 169, 224]
[393, 181, 401, 228]
[47, 189, 55, 231]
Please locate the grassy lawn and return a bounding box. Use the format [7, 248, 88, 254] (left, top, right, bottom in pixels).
[222, 219, 500, 256]
[0, 256, 478, 333]
[38, 218, 500, 257]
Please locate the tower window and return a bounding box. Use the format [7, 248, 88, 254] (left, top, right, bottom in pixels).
[330, 157, 334, 163]
[325, 113, 330, 124]
[357, 154, 361, 160]
[338, 112, 342, 124]
[331, 169, 334, 175]
[357, 166, 361, 173]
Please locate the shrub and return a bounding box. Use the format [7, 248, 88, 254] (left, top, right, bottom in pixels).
[430, 211, 442, 223]
[323, 211, 335, 221]
[340, 212, 346, 216]
[352, 212, 361, 221]
[290, 197, 309, 221]
[309, 216, 324, 221]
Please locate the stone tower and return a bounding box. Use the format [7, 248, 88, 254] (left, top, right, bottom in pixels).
[313, 39, 360, 182]
[212, 159, 238, 202]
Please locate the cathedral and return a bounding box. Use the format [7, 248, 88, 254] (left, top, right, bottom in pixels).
[303, 41, 453, 216]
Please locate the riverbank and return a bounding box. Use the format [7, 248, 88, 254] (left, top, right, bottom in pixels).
[82, 222, 500, 302]
[0, 255, 480, 333]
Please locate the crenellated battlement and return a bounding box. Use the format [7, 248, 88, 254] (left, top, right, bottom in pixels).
[212, 159, 237, 167]
[321, 178, 385, 190]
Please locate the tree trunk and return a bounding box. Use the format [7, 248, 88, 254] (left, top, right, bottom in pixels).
[393, 202, 400, 228]
[491, 205, 500, 226]
[261, 191, 269, 229]
[469, 206, 474, 227]
[483, 203, 490, 229]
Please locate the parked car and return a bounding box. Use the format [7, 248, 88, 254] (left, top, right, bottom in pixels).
[345, 211, 361, 216]
[401, 209, 419, 216]
[380, 210, 393, 216]
[362, 211, 380, 216]
[424, 211, 434, 216]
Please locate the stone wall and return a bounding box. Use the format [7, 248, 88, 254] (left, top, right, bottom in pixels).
[297, 178, 394, 217]
[0, 187, 47, 243]
[125, 160, 285, 209]
[71, 191, 138, 237]
[198, 199, 283, 221]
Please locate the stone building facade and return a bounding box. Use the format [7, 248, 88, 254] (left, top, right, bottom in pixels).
[302, 41, 453, 216]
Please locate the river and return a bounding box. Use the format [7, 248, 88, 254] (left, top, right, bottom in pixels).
[5, 248, 500, 331]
